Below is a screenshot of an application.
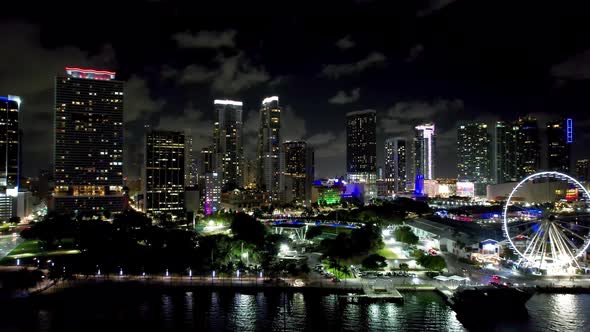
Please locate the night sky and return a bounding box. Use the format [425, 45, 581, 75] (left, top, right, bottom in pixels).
[2, 1, 590, 179]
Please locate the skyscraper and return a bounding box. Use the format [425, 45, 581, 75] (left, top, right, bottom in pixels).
[515, 116, 540, 177]
[414, 123, 436, 180]
[213, 99, 243, 191]
[384, 137, 406, 193]
[257, 96, 282, 201]
[346, 110, 377, 201]
[243, 159, 257, 189]
[53, 67, 124, 213]
[184, 130, 198, 187]
[494, 121, 510, 183]
[457, 122, 491, 195]
[0, 96, 20, 220]
[547, 118, 572, 173]
[199, 146, 215, 175]
[280, 141, 314, 206]
[576, 159, 589, 181]
[204, 172, 221, 215]
[144, 130, 185, 219]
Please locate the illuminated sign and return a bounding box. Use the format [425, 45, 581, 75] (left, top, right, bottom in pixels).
[456, 181, 475, 198]
[566, 188, 578, 201]
[566, 118, 573, 144]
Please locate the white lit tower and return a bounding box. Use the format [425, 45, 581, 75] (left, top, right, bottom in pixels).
[257, 96, 282, 202]
[414, 123, 436, 181]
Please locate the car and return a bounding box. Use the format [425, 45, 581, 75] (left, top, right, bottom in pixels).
[491, 275, 501, 281]
[531, 271, 542, 276]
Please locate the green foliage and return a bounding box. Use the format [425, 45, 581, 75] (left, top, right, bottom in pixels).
[417, 255, 446, 271]
[305, 227, 322, 239]
[319, 224, 384, 259]
[230, 212, 266, 247]
[399, 263, 409, 271]
[362, 254, 387, 270]
[394, 226, 419, 245]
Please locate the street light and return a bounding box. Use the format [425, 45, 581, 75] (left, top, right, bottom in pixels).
[280, 244, 289, 254]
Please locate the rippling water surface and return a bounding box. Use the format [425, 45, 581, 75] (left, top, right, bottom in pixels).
[2, 285, 589, 332]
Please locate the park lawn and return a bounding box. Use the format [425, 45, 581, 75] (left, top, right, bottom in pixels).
[1, 239, 80, 264]
[376, 247, 398, 259]
[8, 240, 41, 256]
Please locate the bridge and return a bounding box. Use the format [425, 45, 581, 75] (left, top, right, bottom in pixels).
[262, 219, 363, 241]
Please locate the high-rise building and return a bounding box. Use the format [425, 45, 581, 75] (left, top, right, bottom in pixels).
[184, 130, 198, 187]
[144, 130, 185, 219]
[53, 67, 124, 213]
[257, 96, 282, 201]
[494, 117, 541, 184]
[547, 118, 572, 173]
[0, 96, 20, 220]
[204, 172, 221, 215]
[494, 121, 509, 183]
[576, 159, 589, 181]
[213, 99, 243, 191]
[346, 110, 377, 201]
[515, 116, 540, 177]
[384, 137, 407, 193]
[243, 159, 257, 189]
[280, 141, 314, 206]
[199, 146, 215, 175]
[414, 123, 436, 180]
[457, 122, 491, 195]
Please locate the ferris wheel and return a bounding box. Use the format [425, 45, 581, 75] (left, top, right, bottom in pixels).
[502, 171, 590, 272]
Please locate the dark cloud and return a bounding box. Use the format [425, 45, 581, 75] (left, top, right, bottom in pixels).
[406, 44, 424, 62]
[307, 131, 347, 177]
[172, 30, 236, 49]
[417, 0, 458, 17]
[178, 52, 270, 94]
[550, 49, 590, 80]
[321, 52, 386, 78]
[328, 88, 361, 104]
[156, 104, 212, 150]
[124, 76, 165, 123]
[335, 35, 355, 50]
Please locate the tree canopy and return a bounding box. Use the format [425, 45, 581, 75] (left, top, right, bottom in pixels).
[394, 226, 419, 245]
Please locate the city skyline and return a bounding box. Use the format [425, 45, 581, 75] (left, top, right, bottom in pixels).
[1, 2, 590, 179]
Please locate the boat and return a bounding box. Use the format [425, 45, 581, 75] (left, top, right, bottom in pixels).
[448, 284, 533, 313]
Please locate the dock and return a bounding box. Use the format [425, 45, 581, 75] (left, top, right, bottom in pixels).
[339, 283, 404, 304]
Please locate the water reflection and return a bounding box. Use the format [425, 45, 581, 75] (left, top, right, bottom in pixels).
[3, 286, 590, 332]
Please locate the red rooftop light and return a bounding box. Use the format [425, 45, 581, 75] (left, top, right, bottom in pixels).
[65, 67, 116, 75]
